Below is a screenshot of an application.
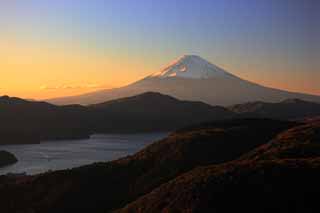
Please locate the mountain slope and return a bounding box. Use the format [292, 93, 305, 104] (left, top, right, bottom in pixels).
[89, 92, 234, 132]
[241, 118, 320, 161]
[0, 96, 91, 144]
[118, 119, 320, 213]
[150, 55, 234, 79]
[120, 159, 320, 213]
[0, 119, 297, 213]
[0, 93, 234, 144]
[2, 92, 320, 145]
[47, 55, 320, 106]
[230, 98, 320, 119]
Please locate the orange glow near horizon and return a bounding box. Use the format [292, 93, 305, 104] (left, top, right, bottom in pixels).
[1, 37, 319, 100]
[1, 0, 319, 100]
[0, 38, 156, 100]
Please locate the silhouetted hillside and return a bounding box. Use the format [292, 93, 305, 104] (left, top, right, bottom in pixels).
[0, 93, 228, 145]
[120, 159, 320, 213]
[2, 93, 320, 145]
[0, 96, 91, 144]
[0, 151, 17, 168]
[89, 92, 234, 132]
[241, 118, 320, 161]
[230, 98, 320, 120]
[0, 119, 296, 213]
[0, 93, 235, 145]
[119, 119, 320, 213]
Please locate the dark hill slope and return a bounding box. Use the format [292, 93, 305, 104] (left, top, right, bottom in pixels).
[89, 92, 234, 132]
[120, 159, 320, 213]
[241, 119, 320, 161]
[2, 93, 320, 146]
[0, 93, 234, 144]
[230, 98, 320, 120]
[0, 119, 296, 213]
[119, 119, 320, 213]
[0, 93, 233, 145]
[0, 96, 90, 144]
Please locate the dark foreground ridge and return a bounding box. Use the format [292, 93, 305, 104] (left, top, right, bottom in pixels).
[0, 119, 299, 213]
[119, 119, 320, 213]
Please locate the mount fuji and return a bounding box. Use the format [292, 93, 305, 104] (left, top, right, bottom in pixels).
[48, 55, 320, 106]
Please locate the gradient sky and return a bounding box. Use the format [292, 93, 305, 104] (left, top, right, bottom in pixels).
[1, 0, 319, 99]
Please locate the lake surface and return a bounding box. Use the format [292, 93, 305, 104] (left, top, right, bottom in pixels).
[0, 133, 168, 175]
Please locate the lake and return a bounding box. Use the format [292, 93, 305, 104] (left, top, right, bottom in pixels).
[0, 133, 168, 175]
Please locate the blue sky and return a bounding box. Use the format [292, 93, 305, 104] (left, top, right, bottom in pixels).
[1, 0, 319, 98]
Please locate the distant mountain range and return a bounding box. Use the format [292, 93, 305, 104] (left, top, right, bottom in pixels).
[89, 92, 233, 133]
[1, 118, 320, 212]
[230, 98, 320, 120]
[0, 92, 232, 144]
[1, 92, 320, 145]
[47, 55, 320, 106]
[0, 95, 90, 145]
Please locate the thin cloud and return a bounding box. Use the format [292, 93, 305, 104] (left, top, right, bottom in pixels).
[40, 84, 109, 90]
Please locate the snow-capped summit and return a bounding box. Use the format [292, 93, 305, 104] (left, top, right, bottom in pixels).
[48, 54, 320, 106]
[150, 55, 233, 79]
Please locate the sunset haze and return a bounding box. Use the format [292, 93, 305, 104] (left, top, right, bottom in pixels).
[1, 0, 319, 99]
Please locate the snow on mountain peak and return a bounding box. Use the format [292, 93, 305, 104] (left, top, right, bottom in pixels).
[151, 55, 232, 79]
